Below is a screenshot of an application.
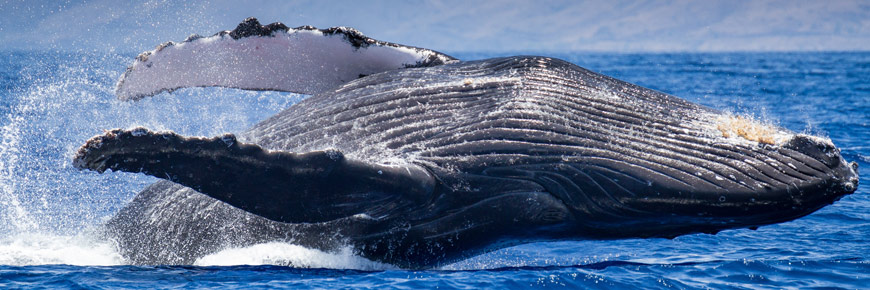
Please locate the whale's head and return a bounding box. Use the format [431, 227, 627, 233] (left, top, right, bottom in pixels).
[734, 134, 859, 222]
[570, 133, 859, 239]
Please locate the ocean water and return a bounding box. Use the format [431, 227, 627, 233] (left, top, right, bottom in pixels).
[0, 50, 867, 289]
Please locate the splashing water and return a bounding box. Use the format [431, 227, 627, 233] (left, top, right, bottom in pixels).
[0, 233, 122, 266]
[0, 51, 306, 266]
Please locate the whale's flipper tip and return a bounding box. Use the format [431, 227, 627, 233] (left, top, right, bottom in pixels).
[75, 128, 435, 224]
[115, 18, 458, 100]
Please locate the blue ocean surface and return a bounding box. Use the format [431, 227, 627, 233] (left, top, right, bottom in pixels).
[0, 50, 867, 289]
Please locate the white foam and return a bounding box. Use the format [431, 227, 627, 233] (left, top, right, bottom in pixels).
[0, 232, 397, 270]
[0, 232, 123, 266]
[193, 242, 395, 270]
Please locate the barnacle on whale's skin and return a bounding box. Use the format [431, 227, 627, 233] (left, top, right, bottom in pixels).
[716, 115, 779, 145]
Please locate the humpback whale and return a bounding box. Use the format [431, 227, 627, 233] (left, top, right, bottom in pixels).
[74, 18, 859, 269]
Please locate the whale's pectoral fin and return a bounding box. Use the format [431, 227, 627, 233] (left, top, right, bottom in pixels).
[116, 17, 457, 100]
[73, 128, 435, 223]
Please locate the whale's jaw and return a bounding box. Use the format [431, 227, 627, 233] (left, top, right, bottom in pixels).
[567, 134, 859, 239]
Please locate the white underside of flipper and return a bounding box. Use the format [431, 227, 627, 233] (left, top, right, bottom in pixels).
[116, 18, 457, 100]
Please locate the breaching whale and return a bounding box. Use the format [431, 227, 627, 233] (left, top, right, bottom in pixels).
[74, 18, 859, 269]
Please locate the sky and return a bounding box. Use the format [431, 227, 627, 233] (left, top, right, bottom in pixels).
[1, 0, 869, 53]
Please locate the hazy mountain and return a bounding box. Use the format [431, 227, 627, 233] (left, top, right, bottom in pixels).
[2, 0, 868, 52]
